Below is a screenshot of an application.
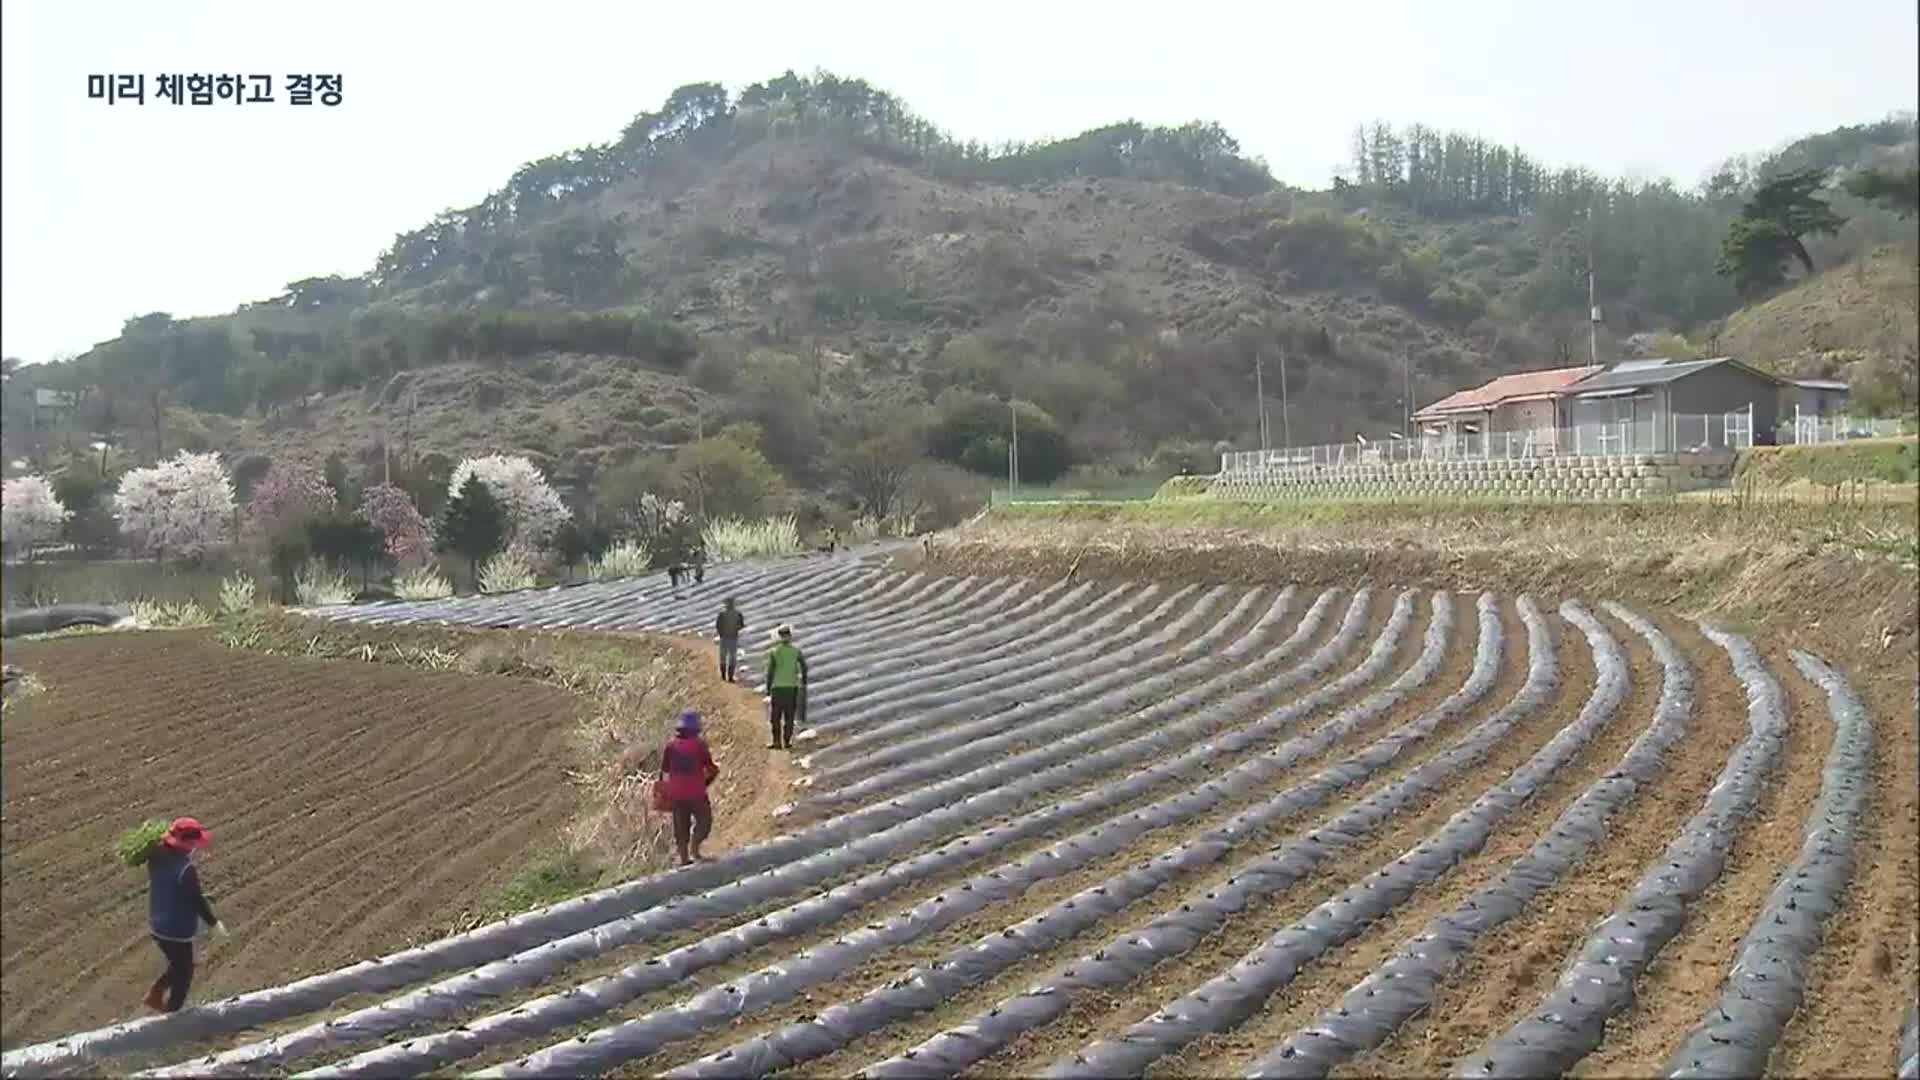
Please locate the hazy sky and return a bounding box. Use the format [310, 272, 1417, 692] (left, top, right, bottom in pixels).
[3, 0, 1914, 365]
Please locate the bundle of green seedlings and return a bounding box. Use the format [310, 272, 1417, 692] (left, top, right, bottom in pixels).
[115, 818, 173, 867]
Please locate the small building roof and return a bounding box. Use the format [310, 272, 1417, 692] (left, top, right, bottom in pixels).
[1413, 364, 1602, 419]
[1788, 378, 1849, 391]
[1570, 356, 1783, 398]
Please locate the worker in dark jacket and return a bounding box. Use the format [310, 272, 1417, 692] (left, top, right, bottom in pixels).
[715, 598, 747, 682]
[145, 817, 225, 1013]
[765, 624, 808, 750]
[658, 711, 720, 865]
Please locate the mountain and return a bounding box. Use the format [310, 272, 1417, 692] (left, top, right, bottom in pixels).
[2, 72, 1914, 518]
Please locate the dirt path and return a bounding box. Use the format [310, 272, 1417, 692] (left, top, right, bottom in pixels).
[0, 632, 582, 1048]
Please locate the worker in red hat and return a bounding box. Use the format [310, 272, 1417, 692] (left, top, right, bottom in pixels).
[144, 817, 225, 1012]
[650, 711, 720, 865]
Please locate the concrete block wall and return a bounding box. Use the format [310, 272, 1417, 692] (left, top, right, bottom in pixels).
[1207, 452, 1737, 502]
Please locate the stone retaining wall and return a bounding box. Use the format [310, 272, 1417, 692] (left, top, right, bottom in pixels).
[1206, 452, 1737, 502]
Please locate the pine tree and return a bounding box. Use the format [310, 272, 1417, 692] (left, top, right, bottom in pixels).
[437, 474, 506, 589]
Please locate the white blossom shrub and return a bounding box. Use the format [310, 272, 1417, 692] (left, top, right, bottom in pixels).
[113, 451, 236, 561]
[588, 540, 653, 580]
[218, 573, 257, 616]
[1, 474, 71, 556]
[701, 515, 803, 560]
[478, 544, 537, 594]
[394, 565, 455, 600]
[294, 560, 355, 606]
[447, 455, 570, 548]
[129, 599, 212, 628]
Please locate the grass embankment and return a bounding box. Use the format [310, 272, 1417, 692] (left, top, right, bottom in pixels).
[1003, 494, 1917, 566]
[214, 613, 778, 930]
[945, 498, 1917, 710]
[1733, 436, 1919, 492]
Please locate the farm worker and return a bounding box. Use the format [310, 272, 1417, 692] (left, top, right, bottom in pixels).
[715, 598, 747, 683]
[668, 562, 685, 593]
[659, 710, 720, 865]
[145, 817, 225, 1013]
[765, 624, 808, 750]
[693, 548, 707, 584]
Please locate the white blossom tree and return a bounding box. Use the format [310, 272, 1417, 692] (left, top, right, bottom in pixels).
[1, 474, 72, 558]
[447, 454, 570, 548]
[114, 450, 236, 561]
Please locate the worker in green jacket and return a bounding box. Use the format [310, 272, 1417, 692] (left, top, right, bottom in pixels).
[765, 624, 808, 750]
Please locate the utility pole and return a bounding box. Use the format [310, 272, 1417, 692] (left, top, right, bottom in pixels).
[1587, 206, 1600, 367]
[1008, 401, 1020, 496]
[1402, 345, 1412, 438]
[694, 410, 706, 522]
[1279, 348, 1292, 452]
[1254, 350, 1270, 454]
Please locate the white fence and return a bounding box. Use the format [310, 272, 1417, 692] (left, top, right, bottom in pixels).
[1220, 411, 1754, 475]
[1778, 415, 1913, 445]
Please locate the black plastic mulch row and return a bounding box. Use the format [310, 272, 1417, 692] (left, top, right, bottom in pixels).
[660, 593, 1526, 1080]
[816, 584, 1290, 769]
[1247, 600, 1693, 1077]
[851, 591, 1466, 1079]
[805, 578, 1086, 713]
[806, 583, 1170, 739]
[145, 591, 1359, 1078]
[486, 592, 1420, 1078]
[813, 587, 1263, 791]
[1660, 649, 1873, 1078]
[1450, 623, 1788, 1078]
[1898, 1005, 1918, 1080]
[1038, 599, 1615, 1080]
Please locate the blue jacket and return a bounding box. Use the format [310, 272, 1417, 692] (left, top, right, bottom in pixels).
[148, 847, 218, 941]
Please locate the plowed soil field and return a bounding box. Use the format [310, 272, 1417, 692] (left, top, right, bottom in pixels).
[0, 631, 584, 1047]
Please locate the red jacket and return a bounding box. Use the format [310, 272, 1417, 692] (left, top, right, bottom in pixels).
[659, 735, 719, 802]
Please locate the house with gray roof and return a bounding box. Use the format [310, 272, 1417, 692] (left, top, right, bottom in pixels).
[1567, 357, 1786, 452]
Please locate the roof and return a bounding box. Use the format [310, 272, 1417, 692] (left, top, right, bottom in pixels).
[1789, 378, 1850, 391]
[1413, 364, 1602, 419]
[34, 389, 76, 407]
[1571, 356, 1783, 397]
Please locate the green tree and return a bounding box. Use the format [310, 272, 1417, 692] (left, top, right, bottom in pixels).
[307, 513, 385, 588]
[437, 474, 507, 588]
[927, 393, 1073, 484]
[1844, 165, 1920, 217]
[672, 433, 782, 521]
[1716, 167, 1846, 296]
[552, 520, 608, 580]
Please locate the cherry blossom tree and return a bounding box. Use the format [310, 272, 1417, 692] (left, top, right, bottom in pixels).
[245, 459, 335, 540]
[113, 450, 236, 562]
[447, 454, 570, 548]
[359, 482, 434, 566]
[1, 474, 72, 558]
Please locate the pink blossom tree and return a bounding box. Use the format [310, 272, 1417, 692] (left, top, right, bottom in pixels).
[246, 459, 335, 541]
[359, 483, 434, 567]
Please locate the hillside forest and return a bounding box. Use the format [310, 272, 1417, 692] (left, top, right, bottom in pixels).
[3, 72, 1916, 552]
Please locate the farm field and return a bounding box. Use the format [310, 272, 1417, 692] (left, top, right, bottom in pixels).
[2, 543, 1916, 1079]
[0, 633, 585, 1047]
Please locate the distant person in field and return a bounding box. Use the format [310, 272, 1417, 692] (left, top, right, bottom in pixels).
[765, 624, 809, 750]
[715, 597, 747, 683]
[657, 710, 719, 865]
[668, 562, 685, 594]
[145, 817, 225, 1013]
[693, 548, 707, 584]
